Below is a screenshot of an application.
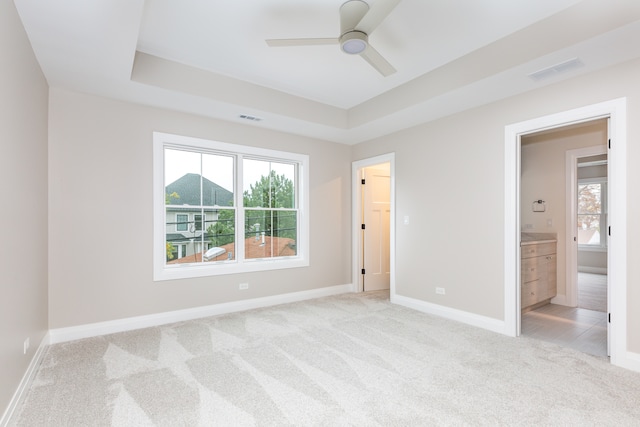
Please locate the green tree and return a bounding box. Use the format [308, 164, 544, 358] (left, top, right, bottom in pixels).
[243, 171, 296, 240]
[166, 242, 175, 261]
[165, 191, 180, 204]
[206, 208, 235, 247]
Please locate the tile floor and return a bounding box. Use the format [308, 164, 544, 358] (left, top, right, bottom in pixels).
[521, 273, 608, 358]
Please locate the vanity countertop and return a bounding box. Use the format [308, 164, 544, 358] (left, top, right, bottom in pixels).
[521, 232, 557, 245]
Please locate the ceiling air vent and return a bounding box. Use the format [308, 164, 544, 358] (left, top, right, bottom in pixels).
[528, 58, 584, 82]
[239, 114, 263, 122]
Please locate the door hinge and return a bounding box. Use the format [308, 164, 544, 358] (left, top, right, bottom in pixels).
[608, 138, 611, 149]
[361, 269, 365, 275]
[361, 178, 365, 185]
[609, 226, 611, 236]
[609, 313, 611, 323]
[361, 224, 365, 230]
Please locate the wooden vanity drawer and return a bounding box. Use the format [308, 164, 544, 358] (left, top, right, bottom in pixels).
[522, 280, 539, 307]
[521, 242, 556, 259]
[521, 259, 540, 282]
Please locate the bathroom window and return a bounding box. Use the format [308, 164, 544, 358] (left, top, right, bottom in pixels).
[577, 178, 607, 249]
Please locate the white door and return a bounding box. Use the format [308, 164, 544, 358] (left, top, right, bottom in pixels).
[362, 165, 390, 291]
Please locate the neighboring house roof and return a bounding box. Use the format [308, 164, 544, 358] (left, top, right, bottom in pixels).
[166, 233, 205, 244]
[167, 236, 296, 264]
[166, 173, 233, 207]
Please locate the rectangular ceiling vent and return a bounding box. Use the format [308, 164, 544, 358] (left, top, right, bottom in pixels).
[239, 114, 263, 122]
[528, 58, 584, 82]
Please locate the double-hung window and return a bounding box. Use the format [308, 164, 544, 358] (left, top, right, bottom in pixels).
[577, 178, 607, 250]
[154, 132, 309, 280]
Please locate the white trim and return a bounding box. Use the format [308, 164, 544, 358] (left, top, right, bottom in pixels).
[0, 333, 50, 427]
[617, 351, 640, 372]
[49, 284, 354, 344]
[351, 153, 396, 296]
[504, 98, 628, 369]
[392, 294, 505, 335]
[153, 132, 310, 281]
[566, 145, 607, 308]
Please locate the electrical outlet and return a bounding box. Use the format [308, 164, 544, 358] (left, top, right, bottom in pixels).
[239, 283, 249, 290]
[435, 287, 445, 295]
[524, 224, 534, 230]
[23, 338, 30, 355]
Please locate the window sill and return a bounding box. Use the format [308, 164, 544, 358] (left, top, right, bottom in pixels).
[154, 257, 309, 281]
[578, 245, 607, 253]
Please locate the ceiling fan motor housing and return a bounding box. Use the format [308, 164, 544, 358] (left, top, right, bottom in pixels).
[340, 0, 370, 54]
[340, 0, 369, 33]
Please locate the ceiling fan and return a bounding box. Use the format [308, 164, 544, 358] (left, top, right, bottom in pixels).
[266, 0, 400, 77]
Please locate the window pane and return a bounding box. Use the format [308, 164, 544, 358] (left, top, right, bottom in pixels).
[204, 208, 236, 262]
[244, 209, 297, 259]
[243, 159, 296, 208]
[273, 210, 297, 256]
[243, 159, 271, 208]
[578, 183, 601, 215]
[202, 153, 234, 207]
[165, 149, 202, 207]
[578, 214, 601, 245]
[271, 162, 296, 209]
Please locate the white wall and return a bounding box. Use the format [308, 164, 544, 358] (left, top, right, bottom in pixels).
[520, 120, 608, 296]
[47, 89, 352, 329]
[0, 0, 49, 419]
[352, 57, 640, 354]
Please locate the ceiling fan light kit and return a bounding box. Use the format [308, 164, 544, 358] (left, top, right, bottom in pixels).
[265, 0, 400, 76]
[340, 31, 368, 55]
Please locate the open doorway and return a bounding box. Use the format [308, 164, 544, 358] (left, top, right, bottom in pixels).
[352, 154, 395, 294]
[503, 98, 628, 369]
[519, 120, 608, 357]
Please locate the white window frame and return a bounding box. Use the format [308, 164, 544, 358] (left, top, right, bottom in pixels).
[153, 132, 309, 281]
[577, 177, 607, 251]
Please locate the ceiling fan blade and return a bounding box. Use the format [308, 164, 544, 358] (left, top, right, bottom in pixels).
[360, 45, 396, 77]
[355, 0, 401, 35]
[266, 38, 338, 47]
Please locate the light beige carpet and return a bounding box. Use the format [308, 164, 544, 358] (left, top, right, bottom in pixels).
[11, 291, 640, 425]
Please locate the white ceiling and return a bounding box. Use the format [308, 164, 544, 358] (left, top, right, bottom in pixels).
[13, 0, 640, 144]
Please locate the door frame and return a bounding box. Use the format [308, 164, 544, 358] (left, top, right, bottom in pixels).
[352, 153, 396, 295]
[504, 98, 627, 367]
[565, 144, 608, 308]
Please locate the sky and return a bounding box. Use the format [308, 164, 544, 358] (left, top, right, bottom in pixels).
[164, 148, 294, 193]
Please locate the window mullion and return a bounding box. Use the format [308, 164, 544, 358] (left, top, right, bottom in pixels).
[236, 154, 245, 263]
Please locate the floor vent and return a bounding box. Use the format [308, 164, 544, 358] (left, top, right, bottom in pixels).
[528, 57, 584, 81]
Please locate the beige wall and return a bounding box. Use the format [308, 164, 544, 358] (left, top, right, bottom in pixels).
[352, 57, 640, 353]
[0, 0, 49, 418]
[48, 89, 352, 328]
[521, 121, 608, 296]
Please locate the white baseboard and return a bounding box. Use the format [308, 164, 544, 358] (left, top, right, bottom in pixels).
[0, 332, 50, 427]
[613, 350, 640, 373]
[578, 266, 608, 274]
[49, 283, 355, 344]
[550, 294, 569, 306]
[391, 294, 506, 335]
